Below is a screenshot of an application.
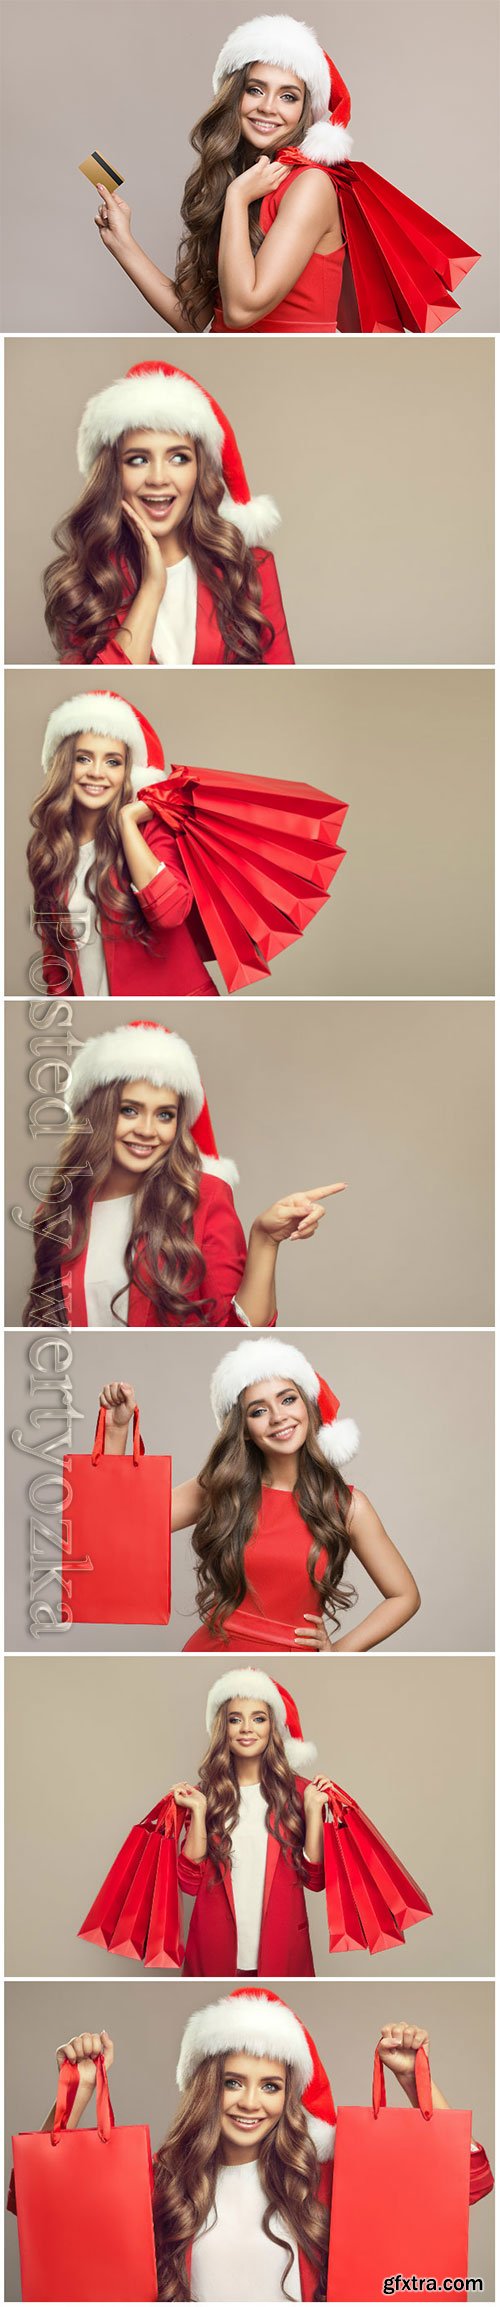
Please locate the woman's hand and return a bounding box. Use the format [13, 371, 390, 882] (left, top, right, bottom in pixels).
[295, 1614, 333, 1650]
[253, 1182, 346, 1246]
[99, 1381, 136, 1433]
[121, 498, 166, 599]
[118, 798, 153, 828]
[302, 1776, 332, 1816]
[378, 2023, 430, 2091]
[171, 1783, 207, 1819]
[95, 186, 134, 253]
[226, 158, 290, 208]
[56, 2030, 114, 2093]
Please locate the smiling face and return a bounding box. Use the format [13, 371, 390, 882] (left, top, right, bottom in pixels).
[243, 1378, 309, 1459]
[239, 60, 305, 150]
[71, 732, 127, 816]
[112, 1080, 180, 1180]
[120, 430, 198, 540]
[221, 2052, 287, 2161]
[226, 1697, 271, 1765]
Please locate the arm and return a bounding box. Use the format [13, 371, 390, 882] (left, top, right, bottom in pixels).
[44, 2032, 114, 2136]
[218, 162, 341, 328]
[93, 188, 211, 330]
[118, 802, 194, 926]
[98, 1384, 205, 1526]
[236, 1183, 345, 1327]
[301, 1777, 329, 1882]
[328, 1489, 421, 1654]
[257, 551, 295, 664]
[171, 1784, 207, 1863]
[379, 2025, 494, 2200]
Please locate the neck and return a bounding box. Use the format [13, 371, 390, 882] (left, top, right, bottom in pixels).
[94, 1161, 135, 1203]
[221, 2138, 262, 2166]
[73, 802, 102, 844]
[162, 531, 188, 570]
[235, 1754, 263, 1787]
[263, 1449, 300, 1491]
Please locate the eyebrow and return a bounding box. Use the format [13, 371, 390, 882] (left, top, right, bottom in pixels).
[247, 1386, 295, 1405]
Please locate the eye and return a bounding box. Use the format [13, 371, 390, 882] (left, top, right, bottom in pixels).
[282, 1391, 297, 1405]
[170, 450, 193, 466]
[120, 1101, 139, 1115]
[157, 1106, 177, 1122]
[124, 453, 148, 467]
[262, 2080, 282, 2094]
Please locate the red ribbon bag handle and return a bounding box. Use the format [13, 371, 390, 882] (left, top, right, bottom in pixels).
[51, 2053, 115, 2146]
[321, 1780, 351, 1829]
[140, 1790, 186, 1836]
[91, 1403, 144, 1468]
[372, 2043, 433, 2122]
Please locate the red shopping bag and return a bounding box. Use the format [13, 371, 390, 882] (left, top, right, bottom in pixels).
[328, 2046, 472, 2300]
[323, 1781, 432, 1952]
[63, 1402, 171, 1623]
[139, 763, 347, 991]
[12, 2054, 158, 2301]
[79, 1792, 185, 1968]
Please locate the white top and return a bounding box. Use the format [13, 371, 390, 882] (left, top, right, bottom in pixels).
[230, 1784, 269, 1970]
[152, 554, 197, 666]
[191, 2159, 302, 2302]
[68, 841, 108, 995]
[84, 1195, 134, 1327]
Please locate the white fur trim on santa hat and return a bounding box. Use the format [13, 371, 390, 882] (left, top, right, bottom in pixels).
[177, 1993, 313, 2096]
[41, 693, 149, 777]
[68, 1026, 204, 1120]
[220, 489, 281, 546]
[201, 1154, 240, 1189]
[307, 2110, 335, 2159]
[211, 1337, 320, 1426]
[213, 15, 331, 117]
[318, 1415, 360, 1469]
[77, 373, 224, 479]
[301, 119, 352, 162]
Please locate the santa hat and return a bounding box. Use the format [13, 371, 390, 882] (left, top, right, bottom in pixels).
[76, 361, 280, 549]
[210, 1337, 359, 1468]
[41, 692, 168, 801]
[176, 1987, 336, 2160]
[68, 1020, 238, 1187]
[213, 14, 352, 165]
[206, 1668, 318, 1775]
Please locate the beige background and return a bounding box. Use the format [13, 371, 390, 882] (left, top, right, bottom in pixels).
[5, 1981, 494, 2302]
[5, 997, 494, 1327]
[4, 1327, 494, 1654]
[4, 668, 494, 997]
[1, 0, 498, 333]
[4, 1653, 494, 1979]
[4, 336, 494, 667]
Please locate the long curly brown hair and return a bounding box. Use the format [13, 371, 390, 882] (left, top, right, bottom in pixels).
[43, 438, 274, 664]
[27, 734, 147, 981]
[175, 68, 313, 328]
[193, 1391, 356, 1640]
[197, 1701, 307, 1882]
[153, 2052, 329, 2301]
[23, 1083, 212, 1328]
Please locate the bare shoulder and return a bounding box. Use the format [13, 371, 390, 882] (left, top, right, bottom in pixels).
[280, 165, 339, 221]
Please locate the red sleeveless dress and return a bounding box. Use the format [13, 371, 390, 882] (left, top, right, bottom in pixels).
[183, 1486, 329, 1651]
[213, 166, 345, 335]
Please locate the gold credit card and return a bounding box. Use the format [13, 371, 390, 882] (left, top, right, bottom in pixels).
[79, 150, 124, 194]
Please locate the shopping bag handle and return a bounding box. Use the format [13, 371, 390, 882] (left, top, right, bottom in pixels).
[91, 1403, 144, 1468]
[320, 1780, 351, 1828]
[372, 2044, 433, 2122]
[51, 2054, 115, 2146]
[140, 1790, 187, 1836]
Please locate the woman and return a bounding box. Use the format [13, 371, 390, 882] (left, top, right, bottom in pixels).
[23, 1022, 343, 1330]
[100, 1337, 420, 1651]
[29, 692, 218, 997]
[92, 14, 480, 336]
[31, 1995, 492, 2302]
[43, 360, 293, 665]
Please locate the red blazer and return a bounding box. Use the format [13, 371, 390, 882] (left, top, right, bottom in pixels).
[40, 820, 217, 999]
[63, 552, 294, 666]
[183, 2156, 334, 2303]
[58, 1171, 258, 1328]
[178, 1779, 325, 1978]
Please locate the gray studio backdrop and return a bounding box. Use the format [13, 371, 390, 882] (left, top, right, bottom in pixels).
[1, 0, 498, 332]
[4, 1328, 494, 1654]
[5, 1982, 494, 2304]
[4, 336, 494, 668]
[5, 668, 494, 999]
[5, 997, 494, 1327]
[4, 1653, 494, 1980]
